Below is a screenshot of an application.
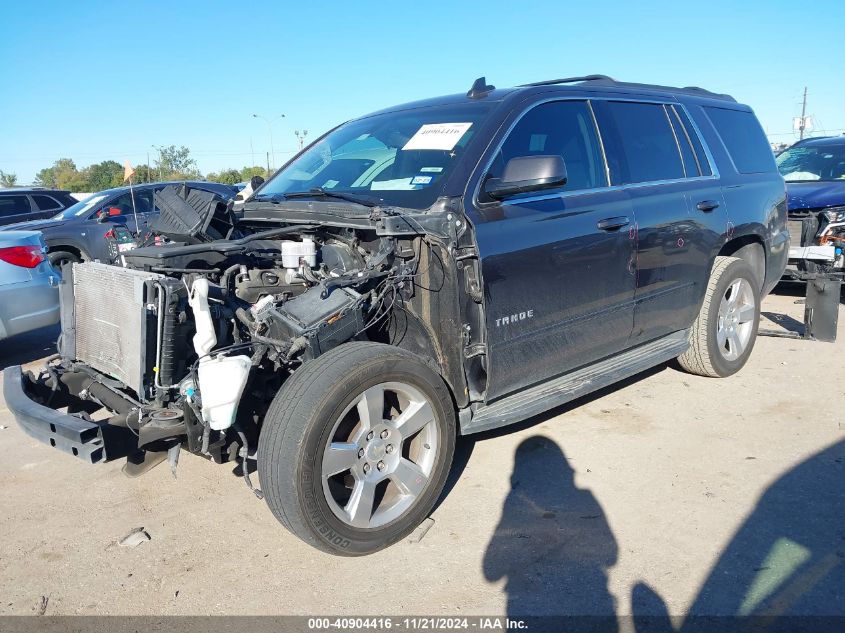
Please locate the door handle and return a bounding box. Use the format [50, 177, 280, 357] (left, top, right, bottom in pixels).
[596, 216, 630, 231]
[696, 200, 720, 212]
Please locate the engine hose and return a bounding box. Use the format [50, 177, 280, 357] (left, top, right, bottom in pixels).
[220, 264, 243, 297]
[234, 306, 293, 353]
[200, 417, 211, 455]
[106, 410, 140, 428]
[42, 354, 62, 405]
[59, 372, 135, 414]
[320, 268, 388, 298]
[181, 396, 209, 454]
[301, 265, 321, 284]
[236, 429, 263, 499]
[235, 306, 253, 328]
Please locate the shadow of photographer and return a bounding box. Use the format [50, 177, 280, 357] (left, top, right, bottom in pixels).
[483, 435, 619, 628]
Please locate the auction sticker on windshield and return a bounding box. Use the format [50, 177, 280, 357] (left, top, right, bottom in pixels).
[403, 123, 472, 151]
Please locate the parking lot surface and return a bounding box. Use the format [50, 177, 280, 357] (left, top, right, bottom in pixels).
[0, 289, 842, 621]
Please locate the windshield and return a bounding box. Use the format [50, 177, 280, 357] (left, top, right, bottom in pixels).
[776, 144, 845, 182]
[52, 194, 108, 220]
[256, 103, 493, 210]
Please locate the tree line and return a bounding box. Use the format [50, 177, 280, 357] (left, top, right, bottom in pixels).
[1, 145, 269, 191]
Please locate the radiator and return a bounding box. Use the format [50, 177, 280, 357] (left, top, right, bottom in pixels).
[70, 262, 163, 395]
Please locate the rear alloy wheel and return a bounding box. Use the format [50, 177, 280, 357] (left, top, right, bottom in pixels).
[715, 277, 756, 362]
[258, 342, 456, 556]
[678, 256, 760, 377]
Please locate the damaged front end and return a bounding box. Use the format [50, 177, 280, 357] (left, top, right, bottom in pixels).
[5, 208, 468, 485]
[787, 207, 845, 275]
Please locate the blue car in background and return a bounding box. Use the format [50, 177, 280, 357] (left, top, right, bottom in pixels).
[0, 181, 237, 268]
[777, 136, 845, 272]
[0, 231, 59, 342]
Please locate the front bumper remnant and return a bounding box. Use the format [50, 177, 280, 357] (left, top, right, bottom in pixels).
[2, 365, 134, 464]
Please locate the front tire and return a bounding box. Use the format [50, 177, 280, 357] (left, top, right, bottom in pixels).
[258, 342, 456, 556]
[678, 256, 760, 378]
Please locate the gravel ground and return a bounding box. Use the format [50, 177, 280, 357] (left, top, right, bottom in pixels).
[0, 287, 842, 622]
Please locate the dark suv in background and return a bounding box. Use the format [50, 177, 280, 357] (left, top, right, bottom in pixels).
[0, 181, 237, 267]
[0, 188, 78, 227]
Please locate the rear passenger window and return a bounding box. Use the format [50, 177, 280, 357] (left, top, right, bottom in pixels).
[704, 107, 775, 174]
[595, 101, 684, 185]
[0, 195, 30, 217]
[673, 106, 712, 176]
[667, 107, 701, 177]
[32, 195, 62, 211]
[484, 100, 607, 199]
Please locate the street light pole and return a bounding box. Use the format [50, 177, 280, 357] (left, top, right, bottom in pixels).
[252, 113, 285, 172]
[799, 86, 808, 141]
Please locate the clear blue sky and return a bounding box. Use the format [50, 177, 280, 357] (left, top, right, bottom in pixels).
[1, 0, 842, 185]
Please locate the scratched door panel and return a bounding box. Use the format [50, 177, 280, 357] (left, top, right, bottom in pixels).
[627, 180, 726, 343]
[476, 190, 636, 402]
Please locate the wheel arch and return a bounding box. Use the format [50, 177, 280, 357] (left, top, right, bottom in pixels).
[366, 237, 470, 410]
[46, 242, 87, 261]
[371, 307, 464, 410]
[718, 234, 766, 292]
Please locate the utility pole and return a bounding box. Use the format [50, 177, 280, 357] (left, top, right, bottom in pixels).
[799, 86, 808, 141]
[151, 145, 163, 180]
[266, 151, 271, 176]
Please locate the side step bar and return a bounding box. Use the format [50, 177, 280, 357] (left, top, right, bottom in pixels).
[460, 330, 689, 435]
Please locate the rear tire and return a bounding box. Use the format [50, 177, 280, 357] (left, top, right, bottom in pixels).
[257, 342, 456, 556]
[48, 250, 80, 269]
[678, 256, 760, 378]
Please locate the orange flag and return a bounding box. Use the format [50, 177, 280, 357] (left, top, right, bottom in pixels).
[123, 160, 135, 183]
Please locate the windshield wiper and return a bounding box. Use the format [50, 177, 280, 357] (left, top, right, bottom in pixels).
[251, 192, 284, 203]
[282, 187, 380, 208]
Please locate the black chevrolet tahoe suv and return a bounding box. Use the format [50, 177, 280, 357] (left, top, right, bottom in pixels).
[3, 75, 788, 555]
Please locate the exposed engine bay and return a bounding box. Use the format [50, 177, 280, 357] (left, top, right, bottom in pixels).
[30, 206, 484, 489]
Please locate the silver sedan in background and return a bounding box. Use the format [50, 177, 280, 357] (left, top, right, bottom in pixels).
[0, 231, 60, 342]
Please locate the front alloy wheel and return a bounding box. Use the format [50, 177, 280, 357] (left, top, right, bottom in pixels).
[258, 342, 456, 556]
[322, 382, 439, 529]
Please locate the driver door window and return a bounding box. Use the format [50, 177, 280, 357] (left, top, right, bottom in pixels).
[99, 191, 153, 221]
[482, 100, 607, 202]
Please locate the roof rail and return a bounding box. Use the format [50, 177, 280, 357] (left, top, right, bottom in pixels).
[519, 74, 616, 87]
[520, 75, 735, 101]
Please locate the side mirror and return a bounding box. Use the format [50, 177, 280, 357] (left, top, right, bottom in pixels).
[485, 155, 568, 200]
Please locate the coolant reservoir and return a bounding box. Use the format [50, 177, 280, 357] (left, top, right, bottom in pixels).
[197, 355, 252, 431]
[281, 238, 316, 269]
[188, 277, 250, 430]
[188, 278, 216, 357]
